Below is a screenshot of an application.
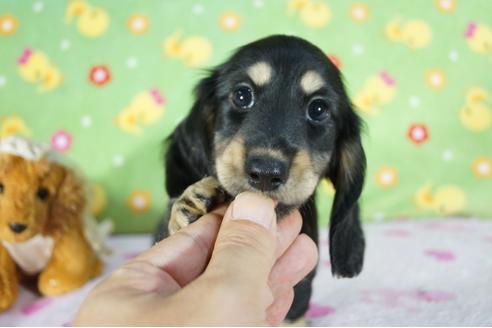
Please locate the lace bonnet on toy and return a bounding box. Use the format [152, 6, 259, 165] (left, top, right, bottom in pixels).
[0, 136, 52, 161]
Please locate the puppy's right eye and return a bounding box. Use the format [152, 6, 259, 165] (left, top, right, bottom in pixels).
[231, 85, 254, 109]
[0, 182, 4, 193]
[307, 99, 330, 122]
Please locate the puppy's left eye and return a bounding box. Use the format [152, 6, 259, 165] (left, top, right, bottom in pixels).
[37, 187, 49, 201]
[307, 99, 330, 122]
[231, 85, 255, 109]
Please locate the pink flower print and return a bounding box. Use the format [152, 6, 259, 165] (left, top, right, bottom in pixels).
[51, 130, 72, 152]
[21, 297, 53, 315]
[361, 288, 454, 311]
[422, 221, 473, 232]
[306, 303, 336, 319]
[412, 290, 455, 302]
[408, 123, 429, 145]
[89, 65, 111, 86]
[424, 249, 456, 262]
[327, 54, 342, 70]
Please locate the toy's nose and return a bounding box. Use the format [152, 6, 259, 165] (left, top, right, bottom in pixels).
[9, 223, 28, 234]
[246, 156, 288, 191]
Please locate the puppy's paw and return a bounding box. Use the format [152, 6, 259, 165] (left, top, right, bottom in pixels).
[168, 176, 225, 235]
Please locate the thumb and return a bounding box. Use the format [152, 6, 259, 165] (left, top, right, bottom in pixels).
[205, 192, 277, 287]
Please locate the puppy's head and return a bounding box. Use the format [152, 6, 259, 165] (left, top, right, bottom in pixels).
[172, 35, 366, 277]
[200, 36, 364, 212]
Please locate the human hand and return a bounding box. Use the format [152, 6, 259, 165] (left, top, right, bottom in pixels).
[74, 192, 318, 326]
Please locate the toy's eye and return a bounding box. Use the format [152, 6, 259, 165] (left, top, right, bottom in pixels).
[307, 99, 330, 122]
[0, 183, 4, 194]
[37, 187, 49, 201]
[231, 84, 254, 109]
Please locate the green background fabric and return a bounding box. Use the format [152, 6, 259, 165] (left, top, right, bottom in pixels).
[1, 0, 491, 233]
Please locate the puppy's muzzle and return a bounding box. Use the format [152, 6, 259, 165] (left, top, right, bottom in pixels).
[246, 155, 288, 191]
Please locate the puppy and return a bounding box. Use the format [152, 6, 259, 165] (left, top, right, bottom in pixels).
[154, 35, 366, 321]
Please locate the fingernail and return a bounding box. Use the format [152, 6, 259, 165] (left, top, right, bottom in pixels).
[229, 192, 276, 229]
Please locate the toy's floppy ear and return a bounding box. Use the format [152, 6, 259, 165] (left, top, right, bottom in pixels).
[326, 105, 366, 278]
[164, 69, 220, 197]
[46, 165, 87, 236]
[0, 154, 17, 176]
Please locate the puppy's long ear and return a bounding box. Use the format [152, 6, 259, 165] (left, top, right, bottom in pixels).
[326, 104, 366, 278]
[164, 69, 220, 197]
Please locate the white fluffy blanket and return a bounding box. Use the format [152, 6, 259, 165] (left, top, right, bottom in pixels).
[1, 218, 491, 326]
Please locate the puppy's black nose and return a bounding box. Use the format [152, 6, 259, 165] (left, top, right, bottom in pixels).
[246, 156, 288, 191]
[9, 223, 28, 234]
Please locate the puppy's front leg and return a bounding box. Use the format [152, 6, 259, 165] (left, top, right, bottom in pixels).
[168, 176, 226, 235]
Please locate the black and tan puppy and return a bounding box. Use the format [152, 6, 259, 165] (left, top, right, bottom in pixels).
[154, 35, 366, 321]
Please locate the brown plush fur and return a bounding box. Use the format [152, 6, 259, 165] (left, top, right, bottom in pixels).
[0, 153, 102, 312]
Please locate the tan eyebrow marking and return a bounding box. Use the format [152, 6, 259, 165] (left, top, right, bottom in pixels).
[300, 70, 325, 94]
[246, 61, 272, 86]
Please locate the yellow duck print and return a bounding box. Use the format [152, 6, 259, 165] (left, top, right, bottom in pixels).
[464, 22, 492, 55]
[17, 48, 62, 92]
[459, 86, 491, 132]
[0, 115, 31, 138]
[115, 88, 165, 135]
[288, 0, 331, 28]
[163, 32, 212, 67]
[353, 71, 396, 114]
[415, 183, 466, 215]
[66, 0, 110, 38]
[386, 18, 432, 49]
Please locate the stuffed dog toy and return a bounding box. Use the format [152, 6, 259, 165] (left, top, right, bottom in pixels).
[0, 136, 104, 312]
[154, 35, 366, 321]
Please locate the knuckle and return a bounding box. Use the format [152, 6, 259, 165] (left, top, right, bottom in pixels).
[174, 228, 210, 260]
